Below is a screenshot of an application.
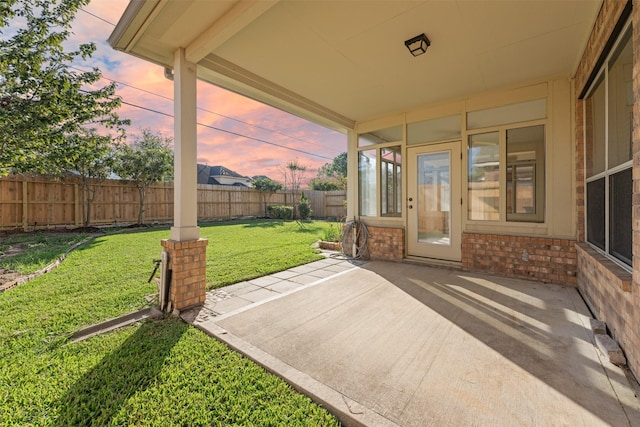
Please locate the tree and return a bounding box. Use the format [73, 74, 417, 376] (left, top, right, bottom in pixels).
[281, 159, 307, 219]
[314, 152, 347, 190]
[252, 177, 283, 217]
[0, 0, 128, 175]
[63, 129, 115, 227]
[113, 130, 173, 225]
[298, 192, 312, 220]
[309, 178, 345, 191]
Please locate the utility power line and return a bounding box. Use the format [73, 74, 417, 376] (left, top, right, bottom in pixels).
[78, 8, 116, 26]
[69, 68, 339, 154]
[74, 8, 341, 153]
[119, 100, 334, 160]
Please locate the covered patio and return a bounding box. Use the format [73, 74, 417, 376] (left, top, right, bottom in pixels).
[184, 258, 640, 426]
[110, 0, 640, 401]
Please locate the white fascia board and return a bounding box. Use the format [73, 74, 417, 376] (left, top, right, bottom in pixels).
[198, 54, 355, 133]
[109, 0, 166, 53]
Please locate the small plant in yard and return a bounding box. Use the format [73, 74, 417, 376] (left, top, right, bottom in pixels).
[298, 191, 312, 220]
[0, 220, 340, 425]
[322, 223, 343, 243]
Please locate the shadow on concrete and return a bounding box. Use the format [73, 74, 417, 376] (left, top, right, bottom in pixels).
[365, 261, 638, 425]
[213, 260, 640, 426]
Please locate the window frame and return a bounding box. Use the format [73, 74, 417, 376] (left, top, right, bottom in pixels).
[466, 120, 546, 224]
[357, 140, 403, 218]
[583, 20, 633, 271]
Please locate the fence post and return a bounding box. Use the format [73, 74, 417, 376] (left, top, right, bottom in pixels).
[21, 177, 28, 230]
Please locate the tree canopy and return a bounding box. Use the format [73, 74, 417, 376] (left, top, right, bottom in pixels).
[66, 128, 115, 227]
[312, 152, 347, 190]
[252, 176, 283, 217]
[0, 0, 128, 175]
[113, 130, 173, 225]
[317, 152, 347, 180]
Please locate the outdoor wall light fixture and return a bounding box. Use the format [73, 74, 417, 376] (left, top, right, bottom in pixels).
[404, 33, 430, 57]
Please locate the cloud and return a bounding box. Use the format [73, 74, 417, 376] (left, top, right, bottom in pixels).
[66, 0, 347, 187]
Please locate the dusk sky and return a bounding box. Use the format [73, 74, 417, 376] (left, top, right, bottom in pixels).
[68, 0, 347, 184]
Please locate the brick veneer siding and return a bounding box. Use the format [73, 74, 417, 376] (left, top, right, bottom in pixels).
[573, 0, 640, 379]
[462, 233, 577, 285]
[161, 238, 208, 311]
[576, 244, 637, 374]
[576, 100, 586, 242]
[365, 226, 404, 261]
[574, 0, 630, 95]
[575, 0, 630, 242]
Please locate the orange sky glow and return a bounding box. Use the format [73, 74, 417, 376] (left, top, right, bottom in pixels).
[70, 0, 347, 185]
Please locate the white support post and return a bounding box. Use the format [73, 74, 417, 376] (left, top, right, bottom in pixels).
[346, 129, 357, 220]
[171, 47, 200, 241]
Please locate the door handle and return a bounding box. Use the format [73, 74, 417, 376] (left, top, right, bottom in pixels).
[409, 205, 413, 209]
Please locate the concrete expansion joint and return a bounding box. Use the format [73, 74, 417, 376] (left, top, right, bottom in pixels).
[591, 318, 627, 367]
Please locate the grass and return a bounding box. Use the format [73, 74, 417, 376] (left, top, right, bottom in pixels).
[0, 232, 90, 274]
[0, 220, 341, 426]
[203, 220, 335, 288]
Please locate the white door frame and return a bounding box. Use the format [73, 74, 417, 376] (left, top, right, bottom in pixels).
[407, 141, 462, 261]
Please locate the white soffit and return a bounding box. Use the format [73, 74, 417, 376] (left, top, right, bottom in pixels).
[111, 0, 602, 126]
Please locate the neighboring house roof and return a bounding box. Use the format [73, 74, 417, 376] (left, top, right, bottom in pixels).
[197, 164, 252, 187]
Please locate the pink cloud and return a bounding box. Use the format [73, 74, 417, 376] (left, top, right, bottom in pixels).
[68, 0, 346, 187]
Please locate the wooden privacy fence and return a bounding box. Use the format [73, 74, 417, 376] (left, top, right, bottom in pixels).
[0, 175, 346, 231]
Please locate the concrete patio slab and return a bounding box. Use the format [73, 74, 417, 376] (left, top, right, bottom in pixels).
[270, 270, 300, 280]
[189, 260, 640, 427]
[222, 281, 260, 296]
[247, 275, 281, 287]
[287, 274, 324, 286]
[306, 268, 342, 279]
[240, 287, 279, 303]
[266, 280, 303, 293]
[205, 295, 252, 315]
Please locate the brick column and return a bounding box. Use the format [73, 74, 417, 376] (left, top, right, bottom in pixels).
[161, 238, 208, 311]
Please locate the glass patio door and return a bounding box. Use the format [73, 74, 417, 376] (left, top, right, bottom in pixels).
[407, 142, 461, 261]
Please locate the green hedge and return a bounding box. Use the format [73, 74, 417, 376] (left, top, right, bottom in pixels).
[267, 205, 293, 220]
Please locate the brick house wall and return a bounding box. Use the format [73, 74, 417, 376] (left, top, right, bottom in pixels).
[462, 233, 577, 285]
[574, 0, 640, 379]
[365, 226, 404, 261]
[576, 244, 635, 373]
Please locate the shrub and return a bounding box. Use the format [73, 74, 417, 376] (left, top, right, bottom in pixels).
[267, 205, 293, 220]
[322, 223, 343, 242]
[298, 192, 312, 220]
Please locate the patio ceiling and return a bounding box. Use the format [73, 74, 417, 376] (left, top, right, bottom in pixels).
[110, 0, 602, 131]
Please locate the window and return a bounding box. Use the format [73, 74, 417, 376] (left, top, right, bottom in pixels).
[381, 147, 402, 216]
[467, 99, 546, 130]
[468, 132, 500, 220]
[584, 25, 632, 268]
[358, 125, 402, 147]
[358, 149, 377, 216]
[467, 125, 545, 222]
[407, 115, 461, 144]
[358, 125, 402, 217]
[506, 125, 545, 222]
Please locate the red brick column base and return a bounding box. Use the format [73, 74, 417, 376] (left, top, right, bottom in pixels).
[161, 238, 208, 311]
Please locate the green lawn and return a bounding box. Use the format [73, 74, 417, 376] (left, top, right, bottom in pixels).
[0, 232, 90, 275]
[0, 220, 341, 426]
